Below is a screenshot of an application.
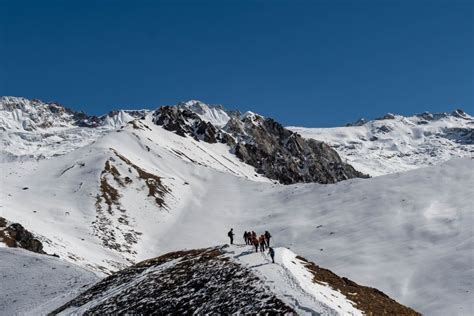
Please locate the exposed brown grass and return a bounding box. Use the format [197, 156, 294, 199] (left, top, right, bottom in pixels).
[295, 255, 421, 315]
[111, 148, 170, 208]
[98, 177, 120, 213]
[104, 160, 123, 186]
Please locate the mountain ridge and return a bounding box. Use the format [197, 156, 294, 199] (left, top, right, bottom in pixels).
[50, 245, 420, 315]
[1, 96, 368, 185]
[289, 109, 473, 176]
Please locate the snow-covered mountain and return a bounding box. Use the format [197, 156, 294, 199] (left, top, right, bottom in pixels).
[0, 96, 148, 162]
[0, 96, 473, 315]
[289, 110, 473, 176]
[153, 105, 367, 184]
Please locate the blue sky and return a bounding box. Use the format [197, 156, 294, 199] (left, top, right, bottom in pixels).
[1, 0, 473, 127]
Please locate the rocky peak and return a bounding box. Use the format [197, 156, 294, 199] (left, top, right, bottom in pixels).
[152, 106, 219, 143]
[451, 108, 470, 119]
[153, 105, 368, 184]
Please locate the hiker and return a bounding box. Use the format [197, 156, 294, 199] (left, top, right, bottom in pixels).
[251, 231, 257, 240]
[259, 235, 266, 252]
[243, 231, 248, 245]
[252, 236, 259, 253]
[268, 247, 275, 263]
[228, 228, 235, 245]
[264, 230, 272, 247]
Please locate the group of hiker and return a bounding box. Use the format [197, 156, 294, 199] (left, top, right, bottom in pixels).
[227, 228, 275, 263]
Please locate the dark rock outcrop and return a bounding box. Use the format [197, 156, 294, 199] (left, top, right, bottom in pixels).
[227, 116, 368, 184]
[0, 217, 45, 254]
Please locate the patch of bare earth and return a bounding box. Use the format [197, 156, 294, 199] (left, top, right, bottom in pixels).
[111, 148, 170, 208]
[93, 149, 170, 257]
[296, 255, 421, 315]
[94, 160, 136, 256]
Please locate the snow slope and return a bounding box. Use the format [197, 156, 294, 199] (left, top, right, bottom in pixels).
[0, 247, 98, 315]
[289, 110, 473, 176]
[142, 157, 473, 316]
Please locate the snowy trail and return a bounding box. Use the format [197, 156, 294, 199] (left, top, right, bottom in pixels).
[226, 245, 362, 316]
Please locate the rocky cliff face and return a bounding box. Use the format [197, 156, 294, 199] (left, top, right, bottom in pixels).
[153, 106, 368, 184]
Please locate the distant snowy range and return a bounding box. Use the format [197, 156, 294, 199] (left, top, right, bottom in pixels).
[0, 96, 472, 315]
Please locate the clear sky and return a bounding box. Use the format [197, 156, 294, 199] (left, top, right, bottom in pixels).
[1, 0, 473, 127]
